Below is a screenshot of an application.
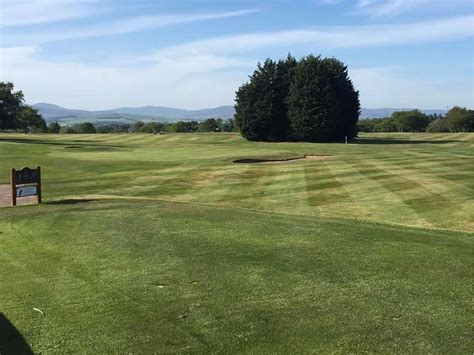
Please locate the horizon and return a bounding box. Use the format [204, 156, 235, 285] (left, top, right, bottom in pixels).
[1, 0, 474, 110]
[32, 101, 452, 112]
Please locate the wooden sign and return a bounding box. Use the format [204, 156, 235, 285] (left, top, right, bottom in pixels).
[10, 166, 42, 206]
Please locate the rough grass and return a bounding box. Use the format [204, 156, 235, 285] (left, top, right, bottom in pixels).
[0, 133, 473, 353]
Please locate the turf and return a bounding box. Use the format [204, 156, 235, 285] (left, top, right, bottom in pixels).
[0, 133, 473, 353]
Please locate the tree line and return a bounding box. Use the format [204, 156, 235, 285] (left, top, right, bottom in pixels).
[55, 118, 236, 134]
[234, 54, 360, 142]
[0, 82, 235, 134]
[358, 108, 474, 133]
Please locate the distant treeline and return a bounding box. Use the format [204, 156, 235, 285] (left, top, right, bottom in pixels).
[54, 118, 237, 134]
[358, 107, 474, 133]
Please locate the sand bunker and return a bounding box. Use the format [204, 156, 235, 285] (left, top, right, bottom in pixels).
[233, 155, 330, 164]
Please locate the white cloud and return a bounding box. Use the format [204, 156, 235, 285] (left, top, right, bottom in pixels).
[1, 15, 473, 110]
[354, 0, 473, 16]
[0, 0, 102, 27]
[0, 46, 251, 109]
[152, 15, 474, 57]
[4, 9, 260, 44]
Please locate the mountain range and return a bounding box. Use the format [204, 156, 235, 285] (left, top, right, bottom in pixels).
[32, 103, 447, 124]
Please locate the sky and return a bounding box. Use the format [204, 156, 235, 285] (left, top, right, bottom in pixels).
[0, 0, 473, 110]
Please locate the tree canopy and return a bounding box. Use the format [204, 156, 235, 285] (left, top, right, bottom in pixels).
[235, 55, 360, 142]
[0, 82, 47, 132]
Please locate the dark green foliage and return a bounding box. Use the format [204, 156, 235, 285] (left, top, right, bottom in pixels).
[0, 82, 24, 130]
[17, 106, 47, 133]
[0, 82, 46, 132]
[172, 121, 199, 133]
[321, 58, 360, 139]
[199, 118, 220, 132]
[96, 123, 130, 133]
[426, 118, 451, 133]
[446, 106, 474, 132]
[78, 122, 96, 134]
[235, 56, 297, 141]
[392, 110, 431, 132]
[48, 121, 61, 134]
[222, 118, 235, 132]
[235, 55, 360, 142]
[288, 55, 342, 142]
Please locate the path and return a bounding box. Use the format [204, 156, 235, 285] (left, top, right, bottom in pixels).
[0, 184, 10, 207]
[0, 184, 37, 208]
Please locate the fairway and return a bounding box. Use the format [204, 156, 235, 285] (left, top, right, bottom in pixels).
[1, 133, 473, 353]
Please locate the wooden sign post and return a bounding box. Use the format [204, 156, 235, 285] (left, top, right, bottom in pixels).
[10, 166, 42, 207]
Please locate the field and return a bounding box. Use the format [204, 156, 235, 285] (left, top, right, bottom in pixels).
[0, 132, 473, 353]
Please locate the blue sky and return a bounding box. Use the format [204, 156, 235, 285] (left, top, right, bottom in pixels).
[1, 0, 473, 110]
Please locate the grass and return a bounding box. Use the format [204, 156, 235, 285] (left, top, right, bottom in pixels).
[0, 132, 473, 353]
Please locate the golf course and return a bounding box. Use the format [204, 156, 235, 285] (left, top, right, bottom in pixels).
[1, 132, 473, 353]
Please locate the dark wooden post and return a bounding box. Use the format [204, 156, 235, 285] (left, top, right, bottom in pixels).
[10, 168, 16, 207]
[37, 166, 42, 204]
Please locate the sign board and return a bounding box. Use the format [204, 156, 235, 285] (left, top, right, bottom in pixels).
[17, 186, 38, 198]
[15, 167, 40, 185]
[10, 166, 42, 206]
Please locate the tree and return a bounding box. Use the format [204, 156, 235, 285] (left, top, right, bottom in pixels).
[235, 59, 277, 141]
[288, 55, 342, 142]
[235, 56, 297, 141]
[321, 58, 360, 139]
[48, 121, 61, 133]
[175, 121, 198, 133]
[446, 107, 474, 132]
[130, 121, 145, 132]
[222, 119, 235, 132]
[0, 82, 24, 130]
[17, 106, 47, 133]
[426, 118, 450, 133]
[235, 55, 360, 142]
[199, 118, 219, 132]
[78, 122, 96, 133]
[392, 110, 430, 132]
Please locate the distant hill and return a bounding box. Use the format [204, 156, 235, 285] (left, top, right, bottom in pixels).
[33, 103, 446, 124]
[32, 103, 235, 124]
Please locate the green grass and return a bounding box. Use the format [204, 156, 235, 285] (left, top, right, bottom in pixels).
[0, 133, 473, 353]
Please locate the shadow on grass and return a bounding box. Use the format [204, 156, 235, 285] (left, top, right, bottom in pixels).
[47, 199, 98, 205]
[0, 137, 124, 149]
[354, 138, 462, 145]
[0, 313, 33, 355]
[234, 157, 303, 164]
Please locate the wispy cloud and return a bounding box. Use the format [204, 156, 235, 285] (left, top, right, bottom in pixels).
[353, 0, 473, 17]
[320, 0, 474, 17]
[0, 0, 102, 27]
[2, 46, 472, 110]
[4, 9, 260, 44]
[151, 15, 474, 57]
[0, 46, 251, 109]
[355, 0, 431, 16]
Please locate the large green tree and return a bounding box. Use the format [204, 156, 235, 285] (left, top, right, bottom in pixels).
[392, 110, 430, 132]
[17, 106, 47, 133]
[235, 55, 297, 142]
[235, 55, 360, 142]
[287, 55, 341, 142]
[0, 82, 25, 130]
[446, 106, 474, 132]
[322, 58, 360, 139]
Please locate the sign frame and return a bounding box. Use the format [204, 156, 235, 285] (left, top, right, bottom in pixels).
[10, 166, 42, 206]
